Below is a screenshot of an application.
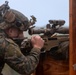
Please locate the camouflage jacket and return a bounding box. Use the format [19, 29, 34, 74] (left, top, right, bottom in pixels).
[0, 29, 41, 75]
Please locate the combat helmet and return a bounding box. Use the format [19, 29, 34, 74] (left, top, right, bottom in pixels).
[0, 1, 30, 31]
[9, 9, 30, 31]
[0, 9, 30, 31]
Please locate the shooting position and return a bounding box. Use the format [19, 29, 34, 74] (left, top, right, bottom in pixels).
[0, 1, 44, 75]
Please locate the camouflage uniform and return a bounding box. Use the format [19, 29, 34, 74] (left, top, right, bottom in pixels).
[0, 2, 43, 75]
[0, 29, 41, 75]
[49, 40, 69, 60]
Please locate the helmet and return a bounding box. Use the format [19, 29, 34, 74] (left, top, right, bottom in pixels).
[0, 9, 30, 31]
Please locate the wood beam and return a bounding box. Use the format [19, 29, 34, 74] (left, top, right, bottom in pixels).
[70, 0, 76, 75]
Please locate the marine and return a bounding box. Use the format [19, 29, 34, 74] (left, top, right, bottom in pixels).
[0, 1, 44, 75]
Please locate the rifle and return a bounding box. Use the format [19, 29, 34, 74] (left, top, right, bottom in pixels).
[13, 20, 69, 55]
[27, 20, 69, 75]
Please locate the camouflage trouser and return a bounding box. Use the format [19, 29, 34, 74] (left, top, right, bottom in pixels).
[49, 40, 69, 60]
[57, 41, 69, 60]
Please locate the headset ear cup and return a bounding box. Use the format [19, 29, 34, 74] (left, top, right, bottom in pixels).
[4, 10, 15, 23]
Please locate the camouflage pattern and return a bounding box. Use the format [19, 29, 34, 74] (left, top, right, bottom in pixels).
[9, 9, 30, 31]
[49, 40, 69, 60]
[0, 29, 41, 75]
[0, 9, 30, 31]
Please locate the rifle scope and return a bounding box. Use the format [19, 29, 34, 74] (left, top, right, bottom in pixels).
[49, 20, 65, 26]
[28, 28, 54, 35]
